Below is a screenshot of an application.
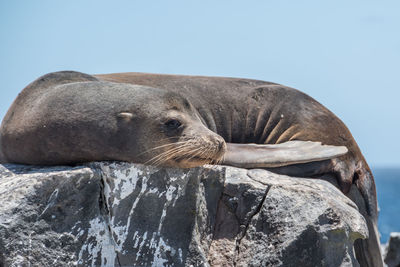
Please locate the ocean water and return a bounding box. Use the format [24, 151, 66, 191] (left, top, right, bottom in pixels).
[373, 167, 400, 243]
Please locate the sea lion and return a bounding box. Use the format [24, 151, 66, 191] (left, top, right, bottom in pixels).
[0, 72, 346, 168]
[0, 71, 382, 266]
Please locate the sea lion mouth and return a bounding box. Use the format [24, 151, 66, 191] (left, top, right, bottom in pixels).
[170, 141, 226, 166]
[173, 155, 218, 164]
[170, 153, 224, 168]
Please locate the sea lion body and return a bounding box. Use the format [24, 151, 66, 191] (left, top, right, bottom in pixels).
[0, 71, 382, 266]
[96, 73, 375, 204]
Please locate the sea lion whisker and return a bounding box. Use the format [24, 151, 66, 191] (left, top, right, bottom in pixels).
[207, 148, 224, 168]
[172, 145, 203, 161]
[154, 146, 197, 165]
[146, 150, 180, 166]
[144, 143, 195, 166]
[137, 141, 188, 156]
[145, 148, 185, 166]
[190, 146, 218, 165]
[142, 139, 208, 165]
[198, 147, 213, 162]
[199, 149, 219, 175]
[150, 144, 210, 167]
[141, 138, 189, 157]
[185, 147, 205, 162]
[144, 147, 183, 165]
[161, 146, 193, 161]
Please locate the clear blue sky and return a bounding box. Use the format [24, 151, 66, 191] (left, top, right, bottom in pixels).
[1, 1, 399, 167]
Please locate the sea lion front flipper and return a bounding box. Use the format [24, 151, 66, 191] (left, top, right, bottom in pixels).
[222, 140, 348, 168]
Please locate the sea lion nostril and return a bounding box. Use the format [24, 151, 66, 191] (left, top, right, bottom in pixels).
[218, 141, 224, 150]
[214, 138, 225, 150]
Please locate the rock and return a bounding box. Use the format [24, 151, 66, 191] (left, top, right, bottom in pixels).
[0, 162, 368, 267]
[384, 232, 400, 267]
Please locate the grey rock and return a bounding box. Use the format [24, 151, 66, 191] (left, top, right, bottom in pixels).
[384, 232, 400, 267]
[0, 162, 368, 267]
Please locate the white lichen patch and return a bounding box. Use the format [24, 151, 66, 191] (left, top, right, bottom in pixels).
[77, 217, 117, 267]
[101, 163, 144, 207]
[94, 163, 190, 265]
[150, 235, 182, 267]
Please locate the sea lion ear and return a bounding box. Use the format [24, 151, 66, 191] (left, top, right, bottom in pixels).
[117, 112, 135, 121]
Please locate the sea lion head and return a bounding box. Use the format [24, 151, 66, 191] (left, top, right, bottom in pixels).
[115, 89, 226, 168]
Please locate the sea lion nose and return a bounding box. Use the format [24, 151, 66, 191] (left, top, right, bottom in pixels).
[214, 136, 226, 151]
[218, 140, 224, 150]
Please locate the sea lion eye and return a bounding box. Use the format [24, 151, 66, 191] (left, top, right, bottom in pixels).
[165, 119, 182, 129]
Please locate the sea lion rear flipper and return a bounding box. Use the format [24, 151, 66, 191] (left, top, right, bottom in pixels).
[222, 140, 348, 168]
[348, 165, 383, 267]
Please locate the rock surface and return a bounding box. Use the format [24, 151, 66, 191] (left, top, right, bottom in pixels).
[0, 162, 368, 267]
[384, 232, 400, 267]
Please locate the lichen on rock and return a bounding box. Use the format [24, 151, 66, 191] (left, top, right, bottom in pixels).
[0, 162, 368, 267]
